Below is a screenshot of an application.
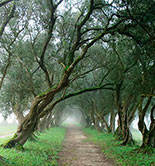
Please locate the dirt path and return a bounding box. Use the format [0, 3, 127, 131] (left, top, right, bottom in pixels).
[58, 127, 114, 166]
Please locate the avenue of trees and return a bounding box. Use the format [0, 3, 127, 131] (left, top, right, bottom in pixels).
[0, 0, 154, 151]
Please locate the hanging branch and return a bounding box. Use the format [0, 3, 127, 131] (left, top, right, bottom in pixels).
[0, 52, 11, 89]
[0, 1, 15, 37]
[67, 0, 95, 65]
[39, 83, 114, 118]
[0, 0, 13, 7]
[17, 57, 37, 97]
[0, 27, 24, 90]
[36, 0, 64, 88]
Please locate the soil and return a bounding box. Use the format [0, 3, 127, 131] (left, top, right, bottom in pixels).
[58, 127, 114, 166]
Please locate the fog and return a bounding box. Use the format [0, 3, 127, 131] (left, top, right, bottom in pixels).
[0, 107, 151, 142]
[59, 105, 86, 127]
[0, 113, 18, 124]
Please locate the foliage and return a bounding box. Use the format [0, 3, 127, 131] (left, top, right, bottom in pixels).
[0, 0, 154, 151]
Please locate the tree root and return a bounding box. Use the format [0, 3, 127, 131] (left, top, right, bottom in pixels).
[1, 133, 24, 151]
[134, 146, 155, 154]
[28, 133, 38, 142]
[0, 155, 6, 163]
[2, 140, 24, 151]
[0, 155, 9, 166]
[121, 139, 136, 146]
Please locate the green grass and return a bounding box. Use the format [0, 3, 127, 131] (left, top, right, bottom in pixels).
[83, 128, 155, 166]
[0, 127, 66, 166]
[61, 122, 82, 128]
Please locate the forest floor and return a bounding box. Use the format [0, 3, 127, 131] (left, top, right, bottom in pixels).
[58, 127, 114, 166]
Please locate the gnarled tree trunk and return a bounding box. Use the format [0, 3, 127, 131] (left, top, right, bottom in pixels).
[109, 110, 117, 133]
[3, 69, 70, 148]
[85, 116, 92, 127]
[115, 82, 123, 139]
[138, 96, 155, 148]
[121, 103, 137, 145]
[116, 92, 136, 145]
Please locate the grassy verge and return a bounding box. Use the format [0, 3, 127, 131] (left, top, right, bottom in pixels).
[83, 128, 155, 166]
[0, 127, 66, 166]
[61, 122, 82, 128]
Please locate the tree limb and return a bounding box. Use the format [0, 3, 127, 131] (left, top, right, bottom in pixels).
[0, 1, 15, 37]
[0, 53, 11, 89]
[39, 83, 114, 118]
[0, 0, 13, 7]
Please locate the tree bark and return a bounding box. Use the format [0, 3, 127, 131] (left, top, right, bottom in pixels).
[110, 110, 117, 133]
[0, 1, 15, 37]
[121, 103, 138, 145]
[115, 91, 136, 145]
[115, 83, 123, 138]
[102, 115, 111, 132]
[121, 95, 137, 145]
[149, 105, 155, 147]
[38, 114, 49, 132]
[85, 116, 92, 127]
[138, 95, 154, 148]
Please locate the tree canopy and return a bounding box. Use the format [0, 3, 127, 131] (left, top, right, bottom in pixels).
[0, 0, 154, 149]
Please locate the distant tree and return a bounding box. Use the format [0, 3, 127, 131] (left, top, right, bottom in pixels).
[1, 0, 154, 151]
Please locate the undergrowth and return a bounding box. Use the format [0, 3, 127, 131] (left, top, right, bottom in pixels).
[0, 127, 66, 166]
[83, 128, 155, 166]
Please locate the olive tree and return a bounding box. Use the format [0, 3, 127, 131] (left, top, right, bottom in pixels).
[1, 0, 154, 150]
